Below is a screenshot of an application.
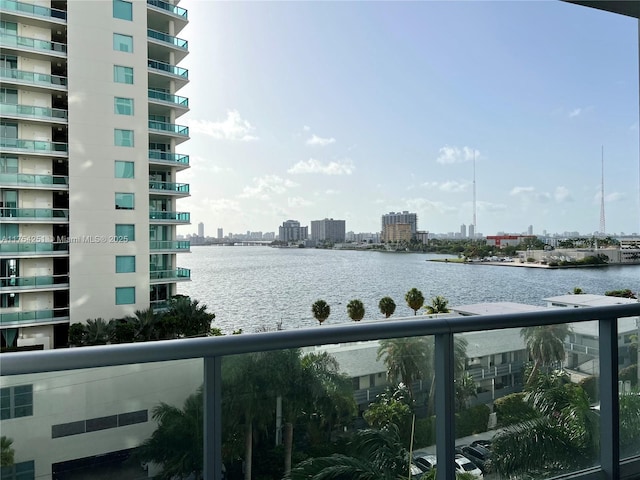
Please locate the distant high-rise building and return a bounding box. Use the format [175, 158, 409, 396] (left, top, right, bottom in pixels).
[310, 218, 346, 244]
[278, 220, 308, 242]
[382, 223, 412, 243]
[527, 225, 533, 236]
[217, 228, 223, 239]
[460, 224, 467, 238]
[381, 211, 417, 237]
[468, 224, 476, 239]
[198, 222, 204, 237]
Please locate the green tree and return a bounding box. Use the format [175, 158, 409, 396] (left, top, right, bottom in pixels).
[167, 295, 216, 337]
[378, 296, 396, 318]
[126, 308, 162, 342]
[604, 289, 637, 299]
[405, 288, 425, 315]
[135, 389, 204, 480]
[68, 323, 87, 346]
[346, 299, 365, 322]
[521, 323, 570, 386]
[84, 318, 111, 345]
[377, 337, 431, 400]
[454, 373, 477, 411]
[425, 296, 450, 314]
[312, 299, 331, 325]
[1, 436, 14, 467]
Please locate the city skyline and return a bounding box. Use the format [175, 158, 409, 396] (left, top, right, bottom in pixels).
[177, 0, 639, 237]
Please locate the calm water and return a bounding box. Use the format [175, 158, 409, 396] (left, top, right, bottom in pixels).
[177, 246, 640, 333]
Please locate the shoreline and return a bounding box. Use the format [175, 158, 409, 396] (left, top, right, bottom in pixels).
[429, 259, 640, 269]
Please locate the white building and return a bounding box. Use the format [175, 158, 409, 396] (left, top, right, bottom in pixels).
[310, 218, 345, 244]
[1, 0, 191, 351]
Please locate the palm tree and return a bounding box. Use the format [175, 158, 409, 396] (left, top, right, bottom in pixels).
[377, 337, 432, 400]
[347, 299, 365, 321]
[378, 296, 396, 318]
[1, 436, 14, 467]
[167, 295, 216, 337]
[126, 308, 161, 341]
[312, 299, 331, 325]
[405, 288, 424, 315]
[521, 323, 570, 386]
[425, 295, 449, 314]
[135, 389, 204, 480]
[84, 318, 111, 345]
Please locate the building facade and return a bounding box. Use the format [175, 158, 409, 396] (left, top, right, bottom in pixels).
[310, 218, 345, 244]
[381, 211, 417, 237]
[0, 0, 191, 351]
[382, 223, 412, 243]
[278, 219, 307, 242]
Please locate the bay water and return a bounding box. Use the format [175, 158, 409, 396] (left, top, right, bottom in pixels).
[177, 246, 640, 334]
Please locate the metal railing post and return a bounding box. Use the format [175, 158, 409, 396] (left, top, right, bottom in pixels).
[435, 331, 455, 480]
[599, 317, 619, 480]
[204, 356, 222, 480]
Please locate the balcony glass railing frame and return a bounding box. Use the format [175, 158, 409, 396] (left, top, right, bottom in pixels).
[148, 59, 188, 79]
[148, 120, 189, 136]
[0, 274, 69, 289]
[148, 150, 190, 166]
[0, 32, 67, 55]
[0, 102, 68, 122]
[0, 242, 69, 254]
[146, 0, 188, 19]
[0, 0, 67, 21]
[0, 172, 69, 187]
[148, 89, 189, 108]
[0, 67, 67, 89]
[2, 304, 639, 480]
[148, 211, 190, 222]
[149, 240, 190, 250]
[147, 28, 188, 50]
[148, 180, 190, 194]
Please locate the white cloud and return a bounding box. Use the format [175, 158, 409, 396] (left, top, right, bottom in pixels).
[405, 198, 458, 214]
[554, 186, 571, 202]
[288, 196, 313, 207]
[595, 191, 626, 203]
[189, 110, 258, 141]
[510, 186, 535, 196]
[239, 175, 297, 199]
[510, 186, 551, 203]
[306, 134, 336, 146]
[568, 108, 582, 118]
[476, 201, 508, 212]
[421, 181, 469, 193]
[303, 125, 311, 131]
[287, 158, 354, 175]
[436, 146, 478, 164]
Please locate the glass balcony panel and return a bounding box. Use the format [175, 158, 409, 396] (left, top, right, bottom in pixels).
[149, 268, 191, 280]
[0, 103, 68, 121]
[148, 150, 189, 165]
[148, 59, 188, 78]
[148, 211, 190, 222]
[618, 316, 640, 461]
[0, 208, 69, 219]
[0, 172, 69, 186]
[0, 33, 67, 54]
[0, 307, 69, 325]
[0, 138, 68, 154]
[149, 240, 190, 250]
[0, 360, 203, 478]
[0, 67, 67, 87]
[0, 0, 67, 20]
[0, 274, 68, 288]
[148, 120, 189, 136]
[148, 181, 190, 194]
[147, 28, 188, 50]
[146, 0, 188, 19]
[0, 242, 69, 254]
[148, 88, 189, 107]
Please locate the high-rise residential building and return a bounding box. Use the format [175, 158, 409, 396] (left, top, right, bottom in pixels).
[381, 211, 417, 237]
[468, 224, 475, 239]
[217, 227, 223, 239]
[527, 225, 533, 236]
[310, 218, 346, 244]
[460, 223, 467, 238]
[382, 223, 412, 243]
[278, 220, 308, 242]
[0, 0, 191, 350]
[198, 222, 204, 238]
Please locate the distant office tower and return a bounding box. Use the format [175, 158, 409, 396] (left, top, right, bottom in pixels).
[381, 211, 418, 237]
[310, 218, 346, 243]
[460, 224, 467, 238]
[278, 220, 308, 242]
[527, 225, 533, 236]
[468, 224, 476, 239]
[217, 228, 223, 239]
[198, 222, 204, 237]
[0, 0, 192, 348]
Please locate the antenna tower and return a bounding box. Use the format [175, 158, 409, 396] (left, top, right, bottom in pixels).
[472, 151, 477, 229]
[600, 146, 606, 235]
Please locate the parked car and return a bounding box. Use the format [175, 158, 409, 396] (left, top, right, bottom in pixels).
[460, 444, 492, 473]
[414, 454, 438, 472]
[454, 454, 483, 479]
[470, 439, 492, 450]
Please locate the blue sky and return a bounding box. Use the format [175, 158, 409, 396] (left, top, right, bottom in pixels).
[177, 0, 639, 237]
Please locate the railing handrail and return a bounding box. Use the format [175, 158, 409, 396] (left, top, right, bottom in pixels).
[0, 32, 67, 52]
[2, 303, 639, 376]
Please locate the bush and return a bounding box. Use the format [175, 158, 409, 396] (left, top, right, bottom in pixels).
[578, 375, 598, 403]
[494, 392, 537, 427]
[456, 404, 490, 437]
[413, 417, 435, 448]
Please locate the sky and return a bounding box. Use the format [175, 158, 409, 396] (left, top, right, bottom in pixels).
[176, 0, 639, 237]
